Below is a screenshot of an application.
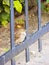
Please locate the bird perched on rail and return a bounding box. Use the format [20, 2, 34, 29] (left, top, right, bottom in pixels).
[15, 28, 26, 45]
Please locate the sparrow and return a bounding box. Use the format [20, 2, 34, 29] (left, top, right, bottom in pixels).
[15, 29, 26, 45]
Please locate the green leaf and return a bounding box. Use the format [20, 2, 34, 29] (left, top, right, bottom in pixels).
[3, 0, 10, 6]
[46, 0, 49, 3]
[14, 1, 22, 13]
[2, 20, 8, 28]
[4, 5, 10, 14]
[0, 6, 2, 13]
[41, 3, 45, 10]
[3, 48, 9, 52]
[0, 14, 3, 22]
[19, 0, 24, 3]
[1, 12, 9, 20]
[16, 19, 24, 24]
[46, 7, 49, 12]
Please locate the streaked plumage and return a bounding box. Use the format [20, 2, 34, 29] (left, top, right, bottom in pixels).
[15, 29, 26, 45]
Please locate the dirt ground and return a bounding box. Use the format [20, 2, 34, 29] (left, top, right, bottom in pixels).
[5, 32, 49, 65]
[0, 8, 49, 65]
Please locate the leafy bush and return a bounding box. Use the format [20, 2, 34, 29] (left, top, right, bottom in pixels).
[0, 0, 23, 27]
[41, 0, 49, 12]
[0, 0, 49, 27]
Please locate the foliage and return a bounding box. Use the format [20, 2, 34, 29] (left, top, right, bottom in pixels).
[14, 1, 22, 13]
[0, 0, 49, 27]
[16, 19, 24, 24]
[46, 0, 49, 3]
[0, 0, 23, 27]
[41, 0, 49, 12]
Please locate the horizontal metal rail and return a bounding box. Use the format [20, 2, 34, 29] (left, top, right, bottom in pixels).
[0, 22, 49, 65]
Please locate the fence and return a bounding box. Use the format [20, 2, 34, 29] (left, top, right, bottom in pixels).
[0, 0, 49, 65]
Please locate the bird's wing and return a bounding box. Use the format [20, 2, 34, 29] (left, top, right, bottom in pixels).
[15, 32, 21, 40]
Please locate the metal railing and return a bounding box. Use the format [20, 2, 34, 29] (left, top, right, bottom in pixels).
[0, 0, 49, 65]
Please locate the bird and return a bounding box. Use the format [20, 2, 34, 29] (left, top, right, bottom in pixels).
[15, 28, 26, 45]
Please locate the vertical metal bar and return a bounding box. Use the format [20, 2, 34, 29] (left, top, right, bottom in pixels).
[25, 48, 30, 62]
[10, 0, 16, 65]
[25, 0, 30, 62]
[38, 0, 42, 52]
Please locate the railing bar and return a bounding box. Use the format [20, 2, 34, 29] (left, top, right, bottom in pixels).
[10, 0, 16, 65]
[38, 0, 42, 52]
[25, 0, 28, 32]
[25, 0, 30, 62]
[0, 56, 5, 65]
[0, 22, 49, 64]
